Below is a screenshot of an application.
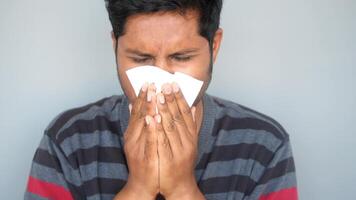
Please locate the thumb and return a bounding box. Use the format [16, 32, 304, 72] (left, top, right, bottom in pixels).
[191, 106, 196, 122]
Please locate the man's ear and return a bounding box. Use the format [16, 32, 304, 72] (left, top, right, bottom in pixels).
[212, 28, 223, 63]
[111, 31, 117, 52]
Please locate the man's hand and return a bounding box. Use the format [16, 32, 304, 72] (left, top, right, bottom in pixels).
[114, 83, 159, 200]
[154, 83, 205, 200]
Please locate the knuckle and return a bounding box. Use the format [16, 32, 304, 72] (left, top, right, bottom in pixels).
[162, 138, 170, 147]
[131, 105, 147, 118]
[176, 92, 184, 100]
[177, 93, 187, 104]
[145, 139, 155, 147]
[166, 119, 176, 132]
[173, 112, 184, 123]
[160, 105, 168, 113]
[134, 110, 145, 119]
[165, 95, 174, 103]
[182, 107, 191, 115]
[131, 103, 140, 114]
[156, 124, 164, 132]
[130, 108, 138, 116]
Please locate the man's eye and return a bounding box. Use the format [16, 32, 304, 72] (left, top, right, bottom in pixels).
[173, 56, 192, 62]
[131, 57, 152, 63]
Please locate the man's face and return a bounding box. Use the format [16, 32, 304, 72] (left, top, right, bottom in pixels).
[112, 10, 222, 104]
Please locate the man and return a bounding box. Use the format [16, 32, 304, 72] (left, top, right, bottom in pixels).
[25, 0, 298, 199]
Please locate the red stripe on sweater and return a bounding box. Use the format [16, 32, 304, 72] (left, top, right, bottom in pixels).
[27, 176, 74, 200]
[259, 187, 298, 200]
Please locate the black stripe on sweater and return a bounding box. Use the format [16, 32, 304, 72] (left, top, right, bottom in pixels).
[46, 97, 122, 140]
[67, 146, 127, 169]
[33, 148, 63, 173]
[196, 143, 274, 169]
[259, 157, 296, 184]
[211, 116, 286, 140]
[54, 115, 121, 144]
[199, 174, 257, 195]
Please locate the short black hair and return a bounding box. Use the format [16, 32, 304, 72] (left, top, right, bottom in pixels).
[104, 0, 223, 47]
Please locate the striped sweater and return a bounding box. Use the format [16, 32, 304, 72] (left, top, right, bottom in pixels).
[25, 93, 298, 200]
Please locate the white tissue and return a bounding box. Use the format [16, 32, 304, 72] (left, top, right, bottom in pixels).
[126, 65, 203, 107]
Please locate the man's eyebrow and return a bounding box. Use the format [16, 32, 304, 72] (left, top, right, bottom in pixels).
[169, 48, 200, 57]
[125, 49, 153, 57]
[125, 48, 200, 57]
[171, 48, 200, 56]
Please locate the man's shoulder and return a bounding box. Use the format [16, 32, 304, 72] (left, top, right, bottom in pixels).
[209, 95, 289, 145]
[44, 95, 125, 145]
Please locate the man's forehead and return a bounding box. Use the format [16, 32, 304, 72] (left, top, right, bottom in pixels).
[118, 10, 205, 53]
[123, 10, 200, 37]
[126, 9, 199, 27]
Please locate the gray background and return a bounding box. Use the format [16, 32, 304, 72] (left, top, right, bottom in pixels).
[1, 0, 355, 199]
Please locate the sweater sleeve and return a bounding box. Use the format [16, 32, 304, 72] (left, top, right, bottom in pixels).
[247, 138, 298, 200]
[24, 134, 81, 200]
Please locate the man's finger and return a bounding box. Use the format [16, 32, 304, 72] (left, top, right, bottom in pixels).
[157, 92, 182, 154]
[130, 82, 148, 120]
[191, 106, 196, 122]
[146, 83, 157, 116]
[172, 82, 197, 136]
[142, 115, 157, 160]
[155, 114, 172, 160]
[162, 83, 190, 143]
[126, 83, 148, 142]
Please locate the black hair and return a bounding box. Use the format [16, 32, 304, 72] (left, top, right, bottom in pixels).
[107, 0, 222, 47]
[104, 0, 223, 73]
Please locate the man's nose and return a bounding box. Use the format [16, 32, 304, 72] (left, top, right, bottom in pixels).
[154, 59, 174, 74]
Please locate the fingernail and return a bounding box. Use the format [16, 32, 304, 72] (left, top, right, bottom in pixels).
[147, 91, 152, 102]
[129, 104, 132, 113]
[142, 82, 148, 92]
[163, 84, 172, 95]
[152, 83, 156, 91]
[145, 116, 150, 125]
[172, 82, 180, 93]
[155, 115, 161, 123]
[158, 93, 165, 104]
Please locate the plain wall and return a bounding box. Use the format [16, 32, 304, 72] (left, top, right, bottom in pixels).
[0, 0, 355, 199]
